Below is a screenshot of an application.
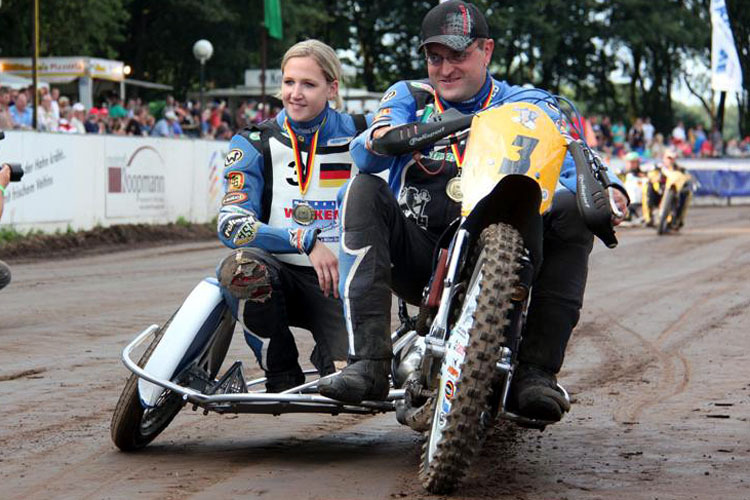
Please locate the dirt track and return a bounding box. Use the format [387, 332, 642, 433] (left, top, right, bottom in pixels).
[1, 206, 749, 499]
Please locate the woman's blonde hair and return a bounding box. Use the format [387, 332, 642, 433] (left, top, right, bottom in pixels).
[280, 39, 343, 110]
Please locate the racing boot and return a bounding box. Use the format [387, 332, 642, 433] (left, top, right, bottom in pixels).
[265, 367, 305, 393]
[317, 360, 390, 404]
[509, 363, 570, 422]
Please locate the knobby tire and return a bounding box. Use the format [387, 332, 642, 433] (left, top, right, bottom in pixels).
[420, 223, 523, 493]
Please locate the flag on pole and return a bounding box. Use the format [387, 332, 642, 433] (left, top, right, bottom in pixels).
[710, 0, 742, 92]
[264, 0, 283, 40]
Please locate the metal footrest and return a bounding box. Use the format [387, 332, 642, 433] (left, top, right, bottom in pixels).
[207, 361, 247, 395]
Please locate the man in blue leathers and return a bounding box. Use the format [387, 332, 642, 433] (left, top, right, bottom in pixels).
[319, 0, 628, 422]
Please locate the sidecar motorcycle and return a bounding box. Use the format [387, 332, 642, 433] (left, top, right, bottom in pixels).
[112, 100, 621, 493]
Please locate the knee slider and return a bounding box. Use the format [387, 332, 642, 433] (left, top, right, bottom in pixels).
[218, 249, 272, 302]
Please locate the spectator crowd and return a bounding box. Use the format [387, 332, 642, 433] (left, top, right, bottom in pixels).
[2, 84, 750, 158]
[0, 85, 282, 140]
[576, 114, 750, 161]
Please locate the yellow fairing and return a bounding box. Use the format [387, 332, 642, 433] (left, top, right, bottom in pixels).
[460, 103, 567, 216]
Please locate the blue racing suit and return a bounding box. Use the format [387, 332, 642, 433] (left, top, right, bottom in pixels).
[338, 73, 621, 373]
[216, 105, 369, 383]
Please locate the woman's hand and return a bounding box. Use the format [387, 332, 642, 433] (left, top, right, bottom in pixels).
[308, 240, 339, 298]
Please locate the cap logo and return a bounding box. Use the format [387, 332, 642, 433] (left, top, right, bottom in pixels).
[444, 9, 472, 37]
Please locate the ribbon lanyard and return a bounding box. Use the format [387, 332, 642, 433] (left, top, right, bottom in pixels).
[284, 117, 325, 195]
[433, 89, 493, 168]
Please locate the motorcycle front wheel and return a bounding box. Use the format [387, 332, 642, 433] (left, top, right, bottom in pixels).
[110, 307, 234, 451]
[420, 222, 523, 494]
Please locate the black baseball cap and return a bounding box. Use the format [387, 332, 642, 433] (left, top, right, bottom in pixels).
[419, 0, 489, 52]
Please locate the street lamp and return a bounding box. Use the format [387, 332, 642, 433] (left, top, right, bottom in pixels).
[192, 39, 214, 135]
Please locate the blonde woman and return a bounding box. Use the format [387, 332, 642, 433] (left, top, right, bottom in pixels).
[216, 40, 370, 392]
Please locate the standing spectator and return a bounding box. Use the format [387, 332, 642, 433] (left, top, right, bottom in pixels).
[628, 117, 645, 154]
[9, 92, 33, 129]
[671, 120, 686, 143]
[37, 93, 58, 132]
[600, 116, 613, 154]
[50, 87, 61, 122]
[0, 87, 13, 130]
[692, 124, 707, 156]
[642, 116, 655, 147]
[85, 108, 101, 133]
[234, 101, 249, 130]
[125, 107, 147, 136]
[70, 103, 87, 133]
[611, 118, 626, 156]
[710, 126, 723, 157]
[109, 98, 128, 120]
[649, 132, 666, 160]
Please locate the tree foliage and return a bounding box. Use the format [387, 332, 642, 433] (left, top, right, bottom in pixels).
[0, 0, 747, 138]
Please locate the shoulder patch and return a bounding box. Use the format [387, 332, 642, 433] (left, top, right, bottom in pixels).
[248, 131, 261, 141]
[380, 89, 397, 103]
[222, 191, 249, 205]
[410, 81, 434, 93]
[374, 107, 392, 121]
[225, 148, 244, 167]
[227, 171, 245, 191]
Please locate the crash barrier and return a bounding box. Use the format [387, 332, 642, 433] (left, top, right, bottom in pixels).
[681, 158, 750, 204]
[2, 132, 749, 234]
[0, 131, 229, 232]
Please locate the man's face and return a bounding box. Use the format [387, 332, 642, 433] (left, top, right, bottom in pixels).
[425, 38, 494, 102]
[0, 91, 9, 107]
[15, 93, 27, 110]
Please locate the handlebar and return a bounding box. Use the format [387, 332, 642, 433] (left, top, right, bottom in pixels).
[370, 108, 474, 156]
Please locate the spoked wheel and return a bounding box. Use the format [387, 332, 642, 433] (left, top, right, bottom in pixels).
[420, 223, 524, 494]
[110, 308, 234, 451]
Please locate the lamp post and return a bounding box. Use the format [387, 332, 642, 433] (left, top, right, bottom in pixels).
[192, 39, 214, 136]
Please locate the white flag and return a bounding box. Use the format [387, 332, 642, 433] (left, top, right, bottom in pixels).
[710, 0, 743, 92]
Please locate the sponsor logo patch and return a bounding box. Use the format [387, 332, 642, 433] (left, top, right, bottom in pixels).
[380, 89, 397, 103]
[224, 148, 244, 167]
[222, 192, 248, 205]
[444, 380, 456, 400]
[512, 107, 539, 130]
[283, 199, 340, 242]
[227, 171, 245, 191]
[447, 366, 459, 378]
[374, 107, 392, 121]
[233, 221, 259, 246]
[248, 131, 261, 141]
[222, 215, 257, 239]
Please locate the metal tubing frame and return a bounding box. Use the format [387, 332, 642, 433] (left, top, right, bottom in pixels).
[122, 325, 403, 414]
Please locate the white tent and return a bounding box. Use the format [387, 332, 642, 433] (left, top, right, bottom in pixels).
[0, 72, 49, 90]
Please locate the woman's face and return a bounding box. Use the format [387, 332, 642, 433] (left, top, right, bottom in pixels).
[281, 56, 337, 123]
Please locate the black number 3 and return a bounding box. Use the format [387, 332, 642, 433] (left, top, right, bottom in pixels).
[499, 135, 539, 175]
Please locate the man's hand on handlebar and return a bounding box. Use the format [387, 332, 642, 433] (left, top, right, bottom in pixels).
[0, 164, 10, 189]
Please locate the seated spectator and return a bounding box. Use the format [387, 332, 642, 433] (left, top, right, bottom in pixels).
[125, 107, 148, 136]
[9, 93, 33, 129]
[151, 110, 179, 137]
[57, 109, 76, 133]
[649, 133, 666, 160]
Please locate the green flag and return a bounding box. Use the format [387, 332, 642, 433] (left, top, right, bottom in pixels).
[264, 0, 283, 40]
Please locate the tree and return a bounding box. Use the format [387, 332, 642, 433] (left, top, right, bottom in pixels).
[0, 0, 128, 59]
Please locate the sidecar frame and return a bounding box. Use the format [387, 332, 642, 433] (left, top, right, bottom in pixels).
[122, 323, 405, 417]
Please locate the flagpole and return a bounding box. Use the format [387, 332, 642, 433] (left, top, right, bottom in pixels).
[261, 1, 267, 120]
[31, 0, 39, 129]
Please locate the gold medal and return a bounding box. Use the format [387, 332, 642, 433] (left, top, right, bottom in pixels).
[446, 176, 463, 202]
[292, 202, 315, 226]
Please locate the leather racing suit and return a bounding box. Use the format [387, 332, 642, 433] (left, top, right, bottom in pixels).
[216, 105, 368, 386]
[338, 72, 623, 377]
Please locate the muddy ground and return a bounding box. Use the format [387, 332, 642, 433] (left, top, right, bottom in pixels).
[1, 206, 749, 499]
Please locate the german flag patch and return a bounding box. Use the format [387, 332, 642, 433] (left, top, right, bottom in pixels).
[319, 163, 352, 188]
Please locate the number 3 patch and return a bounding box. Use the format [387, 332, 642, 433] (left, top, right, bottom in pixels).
[227, 171, 245, 191]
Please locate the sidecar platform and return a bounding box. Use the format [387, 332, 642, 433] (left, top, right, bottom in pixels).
[123, 325, 404, 416]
